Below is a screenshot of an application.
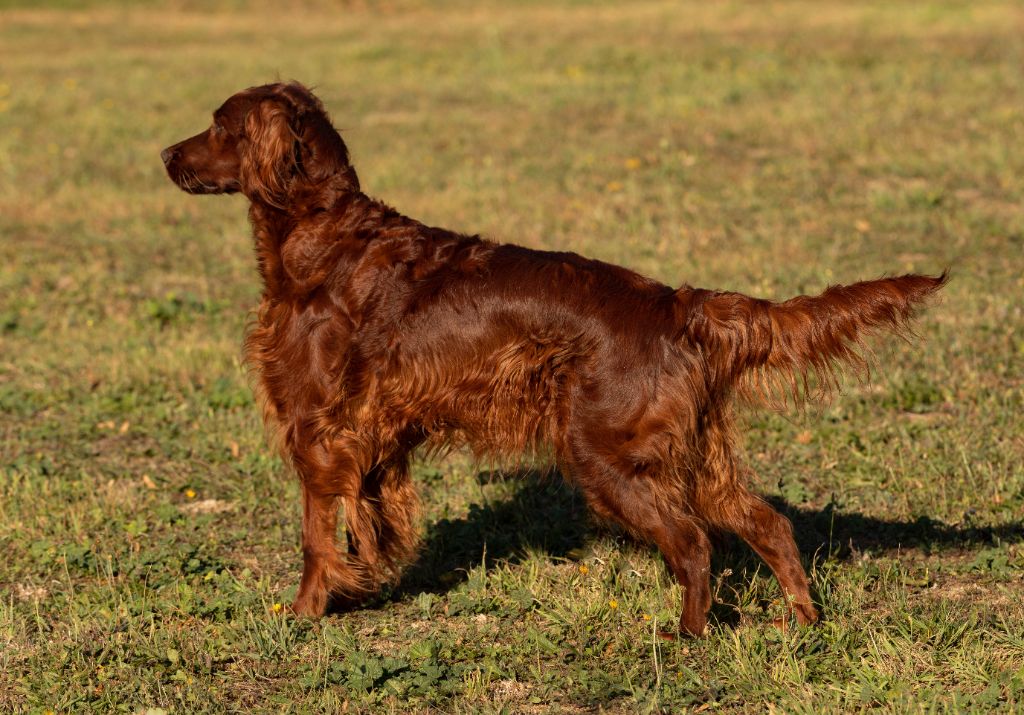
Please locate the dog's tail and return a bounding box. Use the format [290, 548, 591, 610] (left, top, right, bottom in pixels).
[680, 272, 948, 402]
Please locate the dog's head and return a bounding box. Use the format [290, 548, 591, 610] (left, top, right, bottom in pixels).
[161, 82, 358, 208]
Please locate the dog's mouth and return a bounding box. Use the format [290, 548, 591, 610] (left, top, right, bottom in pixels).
[161, 142, 241, 195]
[166, 165, 240, 195]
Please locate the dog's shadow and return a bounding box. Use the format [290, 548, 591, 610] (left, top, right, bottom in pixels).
[384, 468, 1024, 615]
[768, 495, 1024, 559]
[394, 468, 590, 597]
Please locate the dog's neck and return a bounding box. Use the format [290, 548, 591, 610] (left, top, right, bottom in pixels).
[247, 189, 402, 299]
[289, 169, 360, 211]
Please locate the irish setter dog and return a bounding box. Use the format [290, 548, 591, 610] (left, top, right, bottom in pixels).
[162, 82, 946, 637]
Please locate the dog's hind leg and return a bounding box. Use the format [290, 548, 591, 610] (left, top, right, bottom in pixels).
[566, 447, 713, 637]
[690, 405, 819, 628]
[702, 476, 819, 627]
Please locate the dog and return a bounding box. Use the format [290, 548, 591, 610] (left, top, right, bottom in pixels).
[162, 81, 946, 636]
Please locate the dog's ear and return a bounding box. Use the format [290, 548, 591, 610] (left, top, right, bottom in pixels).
[281, 86, 360, 193]
[295, 112, 358, 190]
[240, 99, 297, 208]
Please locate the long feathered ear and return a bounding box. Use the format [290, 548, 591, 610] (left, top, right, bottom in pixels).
[279, 84, 360, 193]
[295, 112, 360, 192]
[240, 100, 297, 208]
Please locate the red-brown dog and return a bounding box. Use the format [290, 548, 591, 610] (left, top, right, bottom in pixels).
[162, 82, 945, 636]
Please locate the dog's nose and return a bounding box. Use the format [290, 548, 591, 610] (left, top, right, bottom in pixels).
[161, 146, 175, 166]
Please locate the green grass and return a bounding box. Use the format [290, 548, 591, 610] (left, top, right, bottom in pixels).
[2, 1, 1023, 712]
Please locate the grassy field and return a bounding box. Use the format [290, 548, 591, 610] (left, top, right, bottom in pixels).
[2, 1, 1023, 712]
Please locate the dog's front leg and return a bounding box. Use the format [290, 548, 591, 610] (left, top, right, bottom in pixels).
[290, 438, 374, 617]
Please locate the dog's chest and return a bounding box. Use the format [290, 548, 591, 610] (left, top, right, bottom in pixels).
[245, 300, 354, 429]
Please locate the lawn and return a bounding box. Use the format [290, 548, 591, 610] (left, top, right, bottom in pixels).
[1, 1, 1023, 712]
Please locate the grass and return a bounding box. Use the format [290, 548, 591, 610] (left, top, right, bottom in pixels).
[1, 1, 1023, 712]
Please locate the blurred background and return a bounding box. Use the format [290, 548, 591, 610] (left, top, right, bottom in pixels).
[1, 1, 1022, 712]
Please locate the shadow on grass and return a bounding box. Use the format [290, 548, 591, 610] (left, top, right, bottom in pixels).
[393, 468, 591, 598]
[709, 498, 1024, 627]
[371, 469, 1023, 610]
[768, 496, 1024, 560]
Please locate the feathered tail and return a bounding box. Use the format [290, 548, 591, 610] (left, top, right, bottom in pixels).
[681, 272, 948, 402]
